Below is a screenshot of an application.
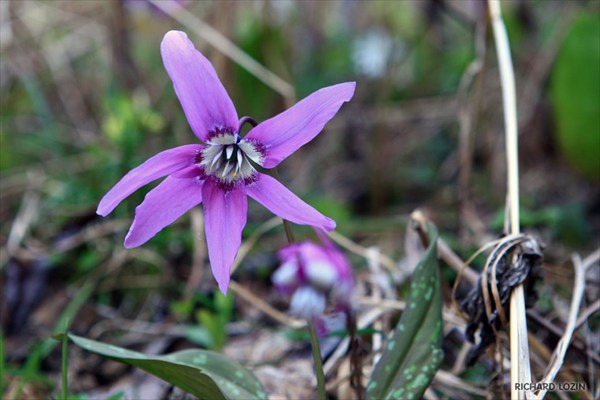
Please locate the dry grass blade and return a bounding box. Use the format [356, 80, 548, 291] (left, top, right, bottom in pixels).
[457, 12, 486, 240]
[488, 0, 531, 396]
[575, 299, 600, 331]
[231, 217, 281, 275]
[451, 238, 502, 318]
[434, 369, 487, 398]
[183, 208, 206, 300]
[229, 280, 305, 329]
[218, 216, 300, 328]
[438, 238, 479, 286]
[411, 210, 479, 284]
[3, 217, 130, 266]
[356, 297, 465, 327]
[484, 235, 529, 326]
[148, 0, 295, 101]
[328, 230, 397, 273]
[54, 220, 131, 253]
[531, 251, 597, 399]
[323, 307, 388, 376]
[4, 172, 42, 261]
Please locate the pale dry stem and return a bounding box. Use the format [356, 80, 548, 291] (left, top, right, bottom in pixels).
[488, 1, 531, 397]
[532, 251, 599, 399]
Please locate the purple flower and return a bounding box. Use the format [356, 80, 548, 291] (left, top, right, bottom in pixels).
[272, 233, 354, 320]
[97, 31, 355, 294]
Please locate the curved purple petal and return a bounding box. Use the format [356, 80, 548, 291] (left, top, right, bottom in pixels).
[97, 144, 203, 216]
[202, 180, 247, 294]
[245, 82, 355, 168]
[161, 31, 238, 141]
[246, 173, 335, 231]
[124, 176, 204, 248]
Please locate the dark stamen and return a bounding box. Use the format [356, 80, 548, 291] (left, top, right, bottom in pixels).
[238, 116, 258, 135]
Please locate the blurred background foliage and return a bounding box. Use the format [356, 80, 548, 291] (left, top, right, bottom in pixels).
[1, 0, 599, 398]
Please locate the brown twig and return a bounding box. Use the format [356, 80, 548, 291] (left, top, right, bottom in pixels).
[228, 281, 305, 329]
[410, 210, 479, 285]
[148, 0, 295, 102]
[183, 208, 206, 300]
[457, 7, 487, 241]
[532, 253, 588, 399]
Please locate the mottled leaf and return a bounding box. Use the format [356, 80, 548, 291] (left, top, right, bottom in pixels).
[59, 333, 266, 400]
[366, 224, 443, 400]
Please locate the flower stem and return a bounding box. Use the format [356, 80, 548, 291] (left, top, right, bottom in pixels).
[282, 220, 296, 245]
[307, 322, 327, 400]
[0, 329, 5, 398]
[61, 319, 69, 400]
[269, 167, 296, 244]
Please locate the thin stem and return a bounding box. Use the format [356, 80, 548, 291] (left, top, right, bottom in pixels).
[269, 167, 296, 244]
[0, 328, 4, 398]
[308, 322, 327, 400]
[282, 220, 296, 245]
[532, 254, 587, 399]
[61, 319, 69, 400]
[489, 0, 520, 235]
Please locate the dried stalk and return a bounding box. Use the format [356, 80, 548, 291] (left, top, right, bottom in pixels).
[457, 10, 486, 240]
[531, 253, 588, 399]
[328, 230, 397, 273]
[182, 208, 206, 300]
[148, 0, 295, 101]
[488, 1, 532, 398]
[229, 281, 305, 329]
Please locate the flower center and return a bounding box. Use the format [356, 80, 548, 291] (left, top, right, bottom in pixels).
[199, 133, 262, 183]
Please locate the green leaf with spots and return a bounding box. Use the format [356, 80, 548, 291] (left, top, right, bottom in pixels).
[58, 333, 266, 400]
[366, 224, 443, 400]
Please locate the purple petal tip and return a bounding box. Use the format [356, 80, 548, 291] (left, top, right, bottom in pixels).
[163, 29, 187, 41]
[339, 81, 357, 100]
[123, 237, 137, 249]
[96, 198, 112, 217]
[216, 273, 231, 295]
[324, 217, 336, 232]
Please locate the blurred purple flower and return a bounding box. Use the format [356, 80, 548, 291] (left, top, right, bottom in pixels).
[97, 31, 355, 294]
[272, 233, 354, 321]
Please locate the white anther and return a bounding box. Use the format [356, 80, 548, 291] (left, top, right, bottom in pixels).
[210, 151, 222, 168]
[225, 145, 234, 160]
[222, 162, 234, 178]
[237, 149, 243, 170]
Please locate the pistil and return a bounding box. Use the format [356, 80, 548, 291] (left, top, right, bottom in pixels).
[199, 133, 262, 184]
